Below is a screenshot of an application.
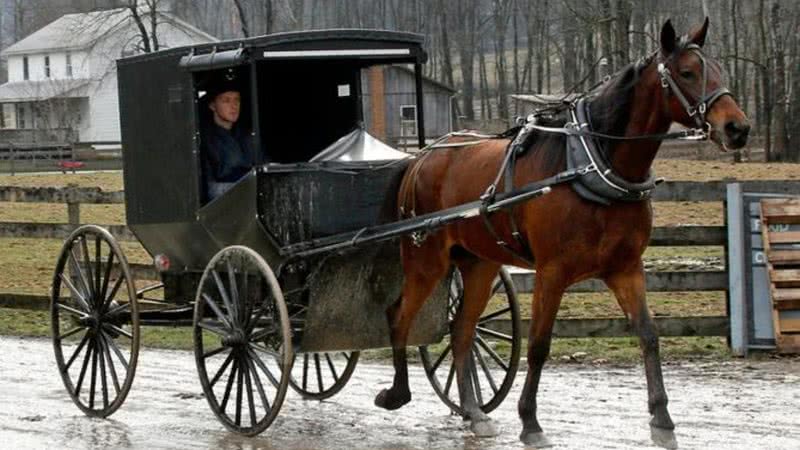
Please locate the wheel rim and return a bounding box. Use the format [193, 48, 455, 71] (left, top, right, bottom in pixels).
[419, 267, 521, 414]
[194, 246, 292, 436]
[289, 351, 360, 400]
[51, 225, 139, 418]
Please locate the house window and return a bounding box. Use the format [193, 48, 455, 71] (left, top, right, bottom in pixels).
[23, 56, 29, 80]
[1, 104, 15, 129]
[16, 104, 26, 129]
[400, 105, 418, 137]
[66, 53, 73, 77]
[44, 55, 51, 78]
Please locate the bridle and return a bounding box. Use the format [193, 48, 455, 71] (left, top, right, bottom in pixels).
[656, 43, 733, 132]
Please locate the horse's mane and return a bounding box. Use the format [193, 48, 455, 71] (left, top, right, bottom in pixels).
[587, 54, 655, 144]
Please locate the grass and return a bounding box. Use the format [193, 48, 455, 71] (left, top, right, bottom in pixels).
[0, 306, 729, 366]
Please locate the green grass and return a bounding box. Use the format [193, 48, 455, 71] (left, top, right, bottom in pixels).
[1, 306, 732, 364]
[0, 306, 206, 350]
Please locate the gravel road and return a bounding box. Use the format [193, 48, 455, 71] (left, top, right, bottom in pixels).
[1, 336, 798, 450]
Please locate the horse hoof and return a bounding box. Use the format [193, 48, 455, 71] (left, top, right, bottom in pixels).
[520, 431, 553, 448]
[470, 419, 498, 438]
[374, 388, 410, 411]
[650, 411, 675, 430]
[650, 425, 678, 449]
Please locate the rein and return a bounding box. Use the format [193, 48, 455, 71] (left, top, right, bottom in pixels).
[401, 43, 732, 263]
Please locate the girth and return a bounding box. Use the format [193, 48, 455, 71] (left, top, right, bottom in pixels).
[478, 126, 538, 266]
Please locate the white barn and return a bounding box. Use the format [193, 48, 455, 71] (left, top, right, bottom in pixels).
[0, 8, 216, 146]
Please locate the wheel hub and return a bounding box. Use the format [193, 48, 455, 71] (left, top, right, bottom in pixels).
[222, 329, 247, 347]
[79, 314, 100, 331]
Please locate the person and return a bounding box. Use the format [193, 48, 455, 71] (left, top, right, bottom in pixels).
[201, 78, 257, 200]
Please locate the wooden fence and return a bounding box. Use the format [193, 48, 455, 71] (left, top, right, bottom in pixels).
[2, 180, 800, 339]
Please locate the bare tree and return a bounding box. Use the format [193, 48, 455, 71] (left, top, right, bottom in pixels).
[491, 0, 512, 119]
[451, 0, 478, 120]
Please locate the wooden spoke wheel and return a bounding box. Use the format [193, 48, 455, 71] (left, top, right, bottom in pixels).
[193, 246, 293, 436]
[289, 351, 360, 400]
[50, 225, 139, 417]
[419, 267, 522, 414]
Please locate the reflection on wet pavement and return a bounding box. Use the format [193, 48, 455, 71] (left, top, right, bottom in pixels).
[1, 336, 798, 449]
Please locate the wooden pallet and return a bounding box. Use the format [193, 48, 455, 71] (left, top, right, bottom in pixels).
[761, 199, 800, 353]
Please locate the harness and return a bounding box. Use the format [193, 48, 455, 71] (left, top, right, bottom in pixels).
[657, 43, 732, 131]
[401, 43, 734, 265]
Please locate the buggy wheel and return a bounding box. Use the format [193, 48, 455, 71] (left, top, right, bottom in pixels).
[50, 225, 139, 417]
[289, 351, 360, 400]
[419, 267, 521, 414]
[193, 246, 292, 436]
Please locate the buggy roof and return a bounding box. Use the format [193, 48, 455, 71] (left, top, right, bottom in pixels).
[118, 29, 427, 67]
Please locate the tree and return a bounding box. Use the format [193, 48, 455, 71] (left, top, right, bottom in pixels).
[451, 0, 479, 120]
[491, 0, 512, 119]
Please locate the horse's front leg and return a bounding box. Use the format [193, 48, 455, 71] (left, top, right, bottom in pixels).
[518, 266, 566, 447]
[605, 261, 675, 431]
[451, 260, 501, 437]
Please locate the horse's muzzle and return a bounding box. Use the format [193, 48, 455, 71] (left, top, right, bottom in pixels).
[724, 120, 750, 149]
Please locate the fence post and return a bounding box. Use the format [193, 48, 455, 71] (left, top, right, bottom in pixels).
[9, 143, 14, 176]
[67, 202, 80, 228]
[66, 183, 80, 228]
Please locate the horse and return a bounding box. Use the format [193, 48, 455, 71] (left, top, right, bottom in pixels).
[373, 18, 750, 445]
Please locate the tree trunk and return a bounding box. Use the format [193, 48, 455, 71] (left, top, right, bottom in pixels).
[758, 0, 772, 160]
[478, 35, 487, 120]
[128, 1, 151, 53]
[770, 1, 788, 160]
[232, 0, 249, 37]
[513, 0, 520, 95]
[538, 0, 548, 93]
[615, 0, 631, 66]
[493, 0, 512, 120]
[561, 6, 577, 92]
[788, 20, 800, 161]
[598, 0, 614, 72]
[454, 0, 477, 120]
[438, 2, 455, 88]
[631, 2, 646, 59]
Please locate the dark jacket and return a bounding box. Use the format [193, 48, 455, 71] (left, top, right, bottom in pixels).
[202, 122, 257, 183]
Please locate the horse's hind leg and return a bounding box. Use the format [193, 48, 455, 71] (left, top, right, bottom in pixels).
[518, 265, 567, 446]
[450, 259, 501, 437]
[605, 262, 675, 430]
[374, 244, 449, 411]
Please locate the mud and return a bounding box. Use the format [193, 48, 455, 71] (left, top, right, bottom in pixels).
[1, 336, 798, 449]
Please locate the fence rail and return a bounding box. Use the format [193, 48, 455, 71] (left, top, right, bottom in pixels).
[3, 179, 799, 339]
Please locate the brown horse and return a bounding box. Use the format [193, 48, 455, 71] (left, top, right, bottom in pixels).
[373, 19, 750, 445]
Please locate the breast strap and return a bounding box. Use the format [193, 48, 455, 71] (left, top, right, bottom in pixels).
[566, 98, 658, 205]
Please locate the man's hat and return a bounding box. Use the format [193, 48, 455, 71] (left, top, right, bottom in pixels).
[203, 71, 242, 101]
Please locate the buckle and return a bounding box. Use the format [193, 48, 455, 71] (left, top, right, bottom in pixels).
[480, 185, 497, 202]
[577, 164, 597, 175]
[698, 103, 707, 114]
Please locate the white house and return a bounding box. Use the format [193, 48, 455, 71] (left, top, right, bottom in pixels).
[0, 8, 216, 145]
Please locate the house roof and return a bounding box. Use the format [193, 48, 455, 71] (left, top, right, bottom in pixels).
[0, 79, 90, 102]
[393, 65, 456, 93]
[1, 8, 216, 56]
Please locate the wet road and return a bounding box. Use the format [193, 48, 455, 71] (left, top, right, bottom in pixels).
[1, 336, 798, 450]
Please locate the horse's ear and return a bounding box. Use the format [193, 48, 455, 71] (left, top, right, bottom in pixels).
[660, 19, 677, 55]
[689, 17, 710, 47]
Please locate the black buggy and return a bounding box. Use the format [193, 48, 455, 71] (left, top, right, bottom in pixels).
[49, 30, 527, 435]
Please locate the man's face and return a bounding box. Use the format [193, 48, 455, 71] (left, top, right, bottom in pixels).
[209, 91, 241, 127]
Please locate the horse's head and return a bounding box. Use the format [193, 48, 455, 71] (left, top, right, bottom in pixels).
[657, 18, 750, 150]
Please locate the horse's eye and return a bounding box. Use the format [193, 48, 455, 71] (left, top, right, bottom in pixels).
[680, 70, 695, 80]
